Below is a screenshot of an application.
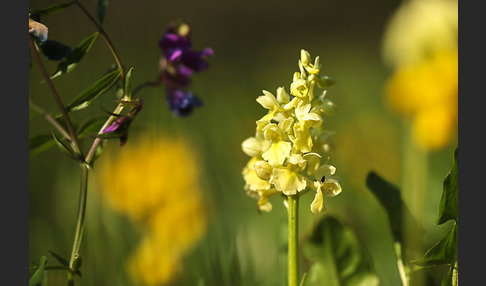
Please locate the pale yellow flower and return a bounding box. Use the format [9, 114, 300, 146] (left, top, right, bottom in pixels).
[241, 49, 341, 213]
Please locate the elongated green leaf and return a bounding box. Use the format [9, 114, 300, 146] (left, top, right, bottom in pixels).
[96, 0, 109, 25]
[412, 223, 458, 267]
[303, 216, 380, 286]
[125, 67, 134, 100]
[38, 40, 72, 61]
[65, 69, 121, 112]
[47, 250, 69, 267]
[77, 116, 109, 138]
[51, 131, 80, 161]
[29, 259, 38, 276]
[29, 134, 56, 155]
[51, 32, 99, 79]
[30, 2, 74, 18]
[365, 171, 423, 244]
[437, 148, 458, 225]
[29, 256, 47, 286]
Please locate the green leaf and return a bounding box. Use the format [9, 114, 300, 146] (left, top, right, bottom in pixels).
[38, 40, 72, 61]
[47, 250, 69, 267]
[29, 256, 47, 286]
[365, 171, 423, 244]
[125, 67, 134, 100]
[96, 0, 109, 25]
[30, 2, 74, 18]
[29, 259, 38, 276]
[65, 69, 121, 112]
[77, 116, 109, 138]
[51, 131, 81, 161]
[412, 223, 458, 268]
[30, 134, 56, 155]
[441, 263, 458, 286]
[437, 148, 458, 225]
[303, 216, 380, 286]
[51, 32, 99, 79]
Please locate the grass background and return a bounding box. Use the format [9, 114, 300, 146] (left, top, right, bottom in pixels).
[29, 0, 458, 285]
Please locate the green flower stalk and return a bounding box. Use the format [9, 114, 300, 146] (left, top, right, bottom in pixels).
[241, 49, 342, 285]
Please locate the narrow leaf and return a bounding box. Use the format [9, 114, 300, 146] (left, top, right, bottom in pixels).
[365, 171, 423, 244]
[437, 148, 458, 225]
[51, 32, 99, 79]
[29, 134, 56, 155]
[29, 256, 47, 286]
[125, 67, 134, 100]
[47, 250, 69, 267]
[38, 40, 72, 61]
[30, 2, 74, 18]
[412, 223, 458, 267]
[65, 69, 121, 112]
[51, 131, 80, 161]
[77, 116, 109, 138]
[303, 216, 380, 286]
[96, 0, 109, 25]
[29, 259, 38, 276]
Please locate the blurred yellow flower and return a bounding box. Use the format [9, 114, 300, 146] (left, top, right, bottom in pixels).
[382, 0, 458, 68]
[96, 131, 208, 285]
[386, 49, 458, 151]
[382, 0, 458, 151]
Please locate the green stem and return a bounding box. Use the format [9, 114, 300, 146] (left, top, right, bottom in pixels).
[287, 195, 299, 286]
[28, 36, 82, 156]
[67, 163, 90, 286]
[29, 97, 72, 141]
[394, 242, 408, 286]
[401, 122, 428, 286]
[73, 0, 125, 81]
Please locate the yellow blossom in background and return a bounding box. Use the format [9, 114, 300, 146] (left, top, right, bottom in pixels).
[241, 49, 342, 214]
[96, 131, 208, 285]
[382, 0, 458, 68]
[382, 0, 458, 151]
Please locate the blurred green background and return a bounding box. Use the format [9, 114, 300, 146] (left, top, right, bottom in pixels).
[29, 0, 457, 285]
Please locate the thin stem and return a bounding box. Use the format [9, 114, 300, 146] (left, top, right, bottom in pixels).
[67, 163, 90, 286]
[29, 36, 82, 156]
[287, 195, 299, 286]
[394, 242, 408, 286]
[73, 0, 125, 80]
[29, 97, 72, 141]
[132, 79, 162, 96]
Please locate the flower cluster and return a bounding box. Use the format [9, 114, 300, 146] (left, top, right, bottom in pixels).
[159, 20, 213, 116]
[241, 50, 341, 214]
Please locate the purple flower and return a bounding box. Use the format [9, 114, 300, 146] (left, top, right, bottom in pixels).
[101, 99, 143, 146]
[158, 20, 213, 116]
[166, 89, 203, 117]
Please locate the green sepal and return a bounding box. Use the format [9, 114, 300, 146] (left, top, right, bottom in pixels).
[29, 256, 47, 286]
[47, 250, 69, 267]
[51, 32, 99, 79]
[302, 216, 380, 286]
[365, 171, 423, 245]
[124, 67, 134, 100]
[64, 69, 121, 112]
[437, 147, 458, 225]
[412, 223, 458, 268]
[30, 2, 74, 18]
[96, 0, 109, 25]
